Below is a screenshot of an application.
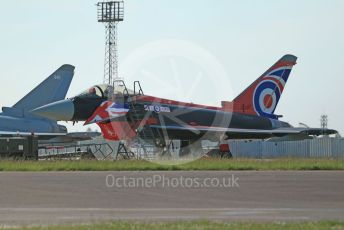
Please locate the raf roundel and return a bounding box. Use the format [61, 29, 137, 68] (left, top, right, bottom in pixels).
[154, 105, 161, 113]
[253, 67, 290, 118]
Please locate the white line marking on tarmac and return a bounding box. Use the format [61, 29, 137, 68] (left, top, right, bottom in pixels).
[0, 208, 343, 212]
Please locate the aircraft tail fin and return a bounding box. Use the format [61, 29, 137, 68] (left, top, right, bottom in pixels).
[13, 65, 75, 112]
[232, 54, 297, 119]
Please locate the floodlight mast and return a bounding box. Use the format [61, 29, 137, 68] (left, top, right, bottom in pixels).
[97, 1, 124, 86]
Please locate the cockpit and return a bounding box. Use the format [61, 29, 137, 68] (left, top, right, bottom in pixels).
[76, 84, 136, 100]
[77, 84, 108, 99]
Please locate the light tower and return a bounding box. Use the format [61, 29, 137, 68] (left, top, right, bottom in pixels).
[320, 114, 328, 135]
[97, 1, 124, 85]
[320, 114, 328, 129]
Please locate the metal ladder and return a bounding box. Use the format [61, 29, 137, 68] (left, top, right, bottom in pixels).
[113, 80, 165, 159]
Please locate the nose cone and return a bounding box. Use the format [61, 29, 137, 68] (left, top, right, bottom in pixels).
[31, 100, 75, 121]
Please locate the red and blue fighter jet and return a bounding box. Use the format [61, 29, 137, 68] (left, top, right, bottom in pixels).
[32, 55, 337, 147]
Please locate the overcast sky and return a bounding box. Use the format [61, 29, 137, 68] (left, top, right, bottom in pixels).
[0, 0, 343, 134]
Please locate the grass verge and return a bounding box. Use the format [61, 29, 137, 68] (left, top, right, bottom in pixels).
[2, 221, 344, 230]
[0, 158, 343, 171]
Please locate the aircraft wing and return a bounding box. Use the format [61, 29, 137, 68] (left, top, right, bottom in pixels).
[149, 125, 337, 139]
[41, 132, 102, 143]
[0, 131, 66, 139]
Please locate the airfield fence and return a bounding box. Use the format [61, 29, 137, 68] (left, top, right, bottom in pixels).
[228, 137, 344, 159]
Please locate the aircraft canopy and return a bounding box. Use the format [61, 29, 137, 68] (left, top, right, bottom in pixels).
[76, 84, 135, 99]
